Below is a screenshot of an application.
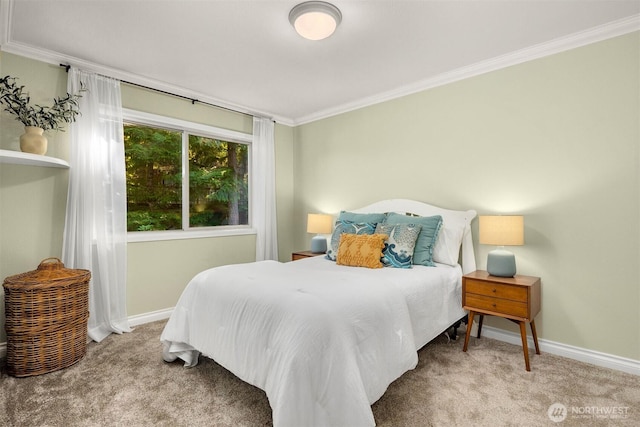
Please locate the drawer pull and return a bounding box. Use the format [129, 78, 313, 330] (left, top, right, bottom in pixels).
[492, 303, 497, 308]
[492, 288, 497, 293]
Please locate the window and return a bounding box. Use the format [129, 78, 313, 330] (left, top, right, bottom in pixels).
[123, 109, 252, 240]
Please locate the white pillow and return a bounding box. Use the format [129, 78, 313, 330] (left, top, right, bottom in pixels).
[347, 199, 476, 268]
[432, 218, 466, 266]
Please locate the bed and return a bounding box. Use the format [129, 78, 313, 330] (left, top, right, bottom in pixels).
[161, 199, 477, 426]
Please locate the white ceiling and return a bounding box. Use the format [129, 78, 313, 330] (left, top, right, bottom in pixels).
[2, 1, 639, 125]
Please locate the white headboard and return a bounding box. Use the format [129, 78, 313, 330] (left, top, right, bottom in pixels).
[350, 199, 477, 273]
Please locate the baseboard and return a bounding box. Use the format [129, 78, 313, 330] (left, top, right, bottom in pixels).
[479, 325, 640, 376]
[0, 309, 174, 359]
[2, 311, 638, 376]
[128, 307, 174, 327]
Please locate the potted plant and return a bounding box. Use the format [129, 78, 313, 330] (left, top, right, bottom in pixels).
[0, 75, 85, 155]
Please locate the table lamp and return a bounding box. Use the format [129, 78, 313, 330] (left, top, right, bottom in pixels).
[479, 215, 524, 277]
[307, 213, 332, 253]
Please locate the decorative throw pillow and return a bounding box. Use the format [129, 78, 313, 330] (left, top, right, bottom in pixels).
[336, 233, 387, 269]
[337, 211, 387, 225]
[384, 213, 442, 267]
[375, 223, 422, 268]
[326, 220, 377, 261]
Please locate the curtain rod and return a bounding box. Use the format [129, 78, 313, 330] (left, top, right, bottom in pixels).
[59, 63, 257, 119]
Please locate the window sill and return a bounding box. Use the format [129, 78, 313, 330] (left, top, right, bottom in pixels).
[127, 227, 257, 243]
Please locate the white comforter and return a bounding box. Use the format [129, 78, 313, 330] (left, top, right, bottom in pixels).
[161, 256, 464, 427]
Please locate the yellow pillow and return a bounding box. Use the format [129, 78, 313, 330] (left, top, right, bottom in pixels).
[336, 233, 388, 269]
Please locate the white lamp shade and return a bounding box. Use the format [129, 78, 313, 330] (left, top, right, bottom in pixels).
[307, 213, 333, 234]
[479, 215, 524, 246]
[289, 1, 342, 40]
[307, 213, 332, 253]
[479, 215, 524, 277]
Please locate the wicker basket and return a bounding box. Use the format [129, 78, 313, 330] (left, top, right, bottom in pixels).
[3, 258, 91, 377]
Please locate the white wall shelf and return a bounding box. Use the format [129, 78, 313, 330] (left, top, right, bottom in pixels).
[0, 149, 69, 168]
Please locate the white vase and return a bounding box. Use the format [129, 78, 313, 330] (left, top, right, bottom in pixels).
[19, 126, 48, 155]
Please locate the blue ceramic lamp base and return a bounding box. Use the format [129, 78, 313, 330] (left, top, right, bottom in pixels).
[310, 235, 327, 253]
[487, 248, 516, 277]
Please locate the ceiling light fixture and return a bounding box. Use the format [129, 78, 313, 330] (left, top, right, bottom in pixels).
[289, 1, 342, 41]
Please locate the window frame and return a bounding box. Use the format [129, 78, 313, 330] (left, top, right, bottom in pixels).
[123, 108, 255, 243]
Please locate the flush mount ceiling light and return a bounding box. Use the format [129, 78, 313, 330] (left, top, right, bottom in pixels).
[289, 1, 342, 41]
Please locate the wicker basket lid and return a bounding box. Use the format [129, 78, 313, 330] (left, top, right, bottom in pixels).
[3, 258, 91, 289]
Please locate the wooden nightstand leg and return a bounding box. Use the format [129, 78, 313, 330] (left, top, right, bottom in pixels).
[519, 321, 531, 371]
[530, 320, 540, 355]
[477, 314, 484, 338]
[463, 311, 475, 352]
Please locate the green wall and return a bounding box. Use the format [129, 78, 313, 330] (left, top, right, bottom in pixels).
[118, 82, 295, 316]
[293, 32, 640, 360]
[0, 52, 295, 343]
[1, 31, 638, 362]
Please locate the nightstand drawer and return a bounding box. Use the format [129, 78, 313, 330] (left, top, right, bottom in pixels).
[462, 270, 542, 371]
[465, 293, 529, 318]
[465, 279, 527, 302]
[291, 251, 324, 261]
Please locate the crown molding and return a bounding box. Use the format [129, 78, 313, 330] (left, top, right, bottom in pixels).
[293, 14, 640, 125]
[0, 40, 289, 124]
[0, 0, 12, 46]
[1, 4, 637, 127]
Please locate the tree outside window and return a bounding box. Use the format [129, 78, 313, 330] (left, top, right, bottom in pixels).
[188, 134, 248, 228]
[124, 122, 249, 232]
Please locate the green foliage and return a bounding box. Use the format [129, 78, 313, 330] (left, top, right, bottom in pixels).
[125, 124, 182, 232]
[189, 136, 248, 199]
[127, 210, 181, 231]
[125, 123, 248, 231]
[0, 75, 85, 131]
[189, 210, 227, 227]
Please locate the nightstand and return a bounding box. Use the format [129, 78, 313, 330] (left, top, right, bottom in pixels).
[462, 270, 541, 371]
[291, 250, 325, 261]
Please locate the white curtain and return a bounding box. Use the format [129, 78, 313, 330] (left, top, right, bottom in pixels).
[251, 117, 279, 261]
[63, 68, 131, 342]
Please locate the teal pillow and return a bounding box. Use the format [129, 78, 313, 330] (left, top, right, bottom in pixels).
[338, 211, 386, 224]
[326, 220, 377, 261]
[375, 223, 422, 268]
[384, 213, 442, 266]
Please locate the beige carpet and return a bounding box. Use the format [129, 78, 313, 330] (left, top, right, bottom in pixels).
[1, 320, 638, 426]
